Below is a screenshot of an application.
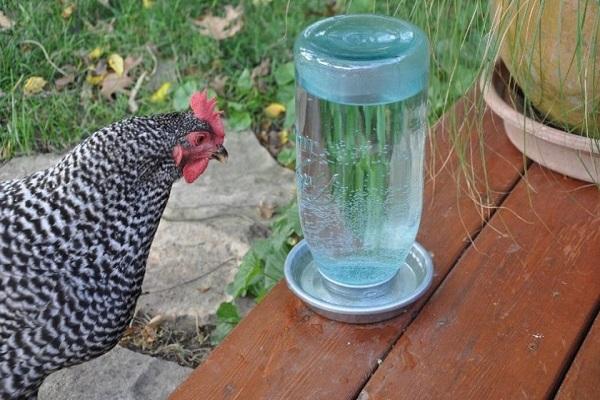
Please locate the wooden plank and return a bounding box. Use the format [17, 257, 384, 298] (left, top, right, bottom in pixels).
[555, 312, 600, 400]
[361, 165, 600, 400]
[169, 96, 525, 400]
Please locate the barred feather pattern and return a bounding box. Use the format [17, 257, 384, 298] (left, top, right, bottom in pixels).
[0, 113, 212, 399]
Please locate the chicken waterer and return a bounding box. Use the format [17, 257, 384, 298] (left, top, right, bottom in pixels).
[284, 14, 434, 323]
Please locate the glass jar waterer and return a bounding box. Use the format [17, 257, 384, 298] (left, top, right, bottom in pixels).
[284, 14, 434, 323]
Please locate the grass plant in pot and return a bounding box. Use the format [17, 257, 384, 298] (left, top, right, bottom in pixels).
[482, 0, 600, 183]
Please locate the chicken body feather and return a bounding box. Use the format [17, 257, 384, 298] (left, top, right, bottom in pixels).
[0, 103, 224, 399]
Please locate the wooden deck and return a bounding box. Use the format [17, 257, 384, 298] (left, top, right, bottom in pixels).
[170, 93, 600, 400]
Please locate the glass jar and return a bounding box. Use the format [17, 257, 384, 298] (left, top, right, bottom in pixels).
[294, 14, 429, 287]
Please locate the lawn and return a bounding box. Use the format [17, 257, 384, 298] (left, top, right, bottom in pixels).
[1, 0, 491, 351]
[1, 0, 489, 160]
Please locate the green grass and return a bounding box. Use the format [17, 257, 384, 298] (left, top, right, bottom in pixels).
[1, 0, 489, 159]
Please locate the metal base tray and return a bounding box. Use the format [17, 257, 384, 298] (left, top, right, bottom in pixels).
[284, 240, 434, 324]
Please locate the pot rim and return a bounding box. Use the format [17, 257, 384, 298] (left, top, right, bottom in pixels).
[480, 63, 600, 155]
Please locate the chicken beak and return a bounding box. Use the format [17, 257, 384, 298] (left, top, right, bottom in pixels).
[211, 145, 228, 163]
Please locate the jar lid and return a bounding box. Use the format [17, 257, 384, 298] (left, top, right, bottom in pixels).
[294, 14, 429, 105]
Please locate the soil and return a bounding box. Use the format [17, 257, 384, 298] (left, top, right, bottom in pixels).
[120, 314, 215, 369]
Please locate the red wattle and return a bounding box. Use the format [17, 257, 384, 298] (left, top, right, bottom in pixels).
[182, 159, 209, 183]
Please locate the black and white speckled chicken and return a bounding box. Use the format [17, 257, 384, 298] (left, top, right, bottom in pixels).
[0, 91, 227, 399]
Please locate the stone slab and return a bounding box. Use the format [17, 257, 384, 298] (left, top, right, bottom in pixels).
[39, 346, 192, 400]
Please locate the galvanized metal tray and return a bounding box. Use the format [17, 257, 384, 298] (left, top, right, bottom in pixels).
[284, 240, 434, 324]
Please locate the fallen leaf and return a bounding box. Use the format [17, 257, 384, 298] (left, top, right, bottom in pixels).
[0, 11, 14, 30]
[143, 0, 154, 8]
[93, 59, 108, 74]
[210, 75, 228, 96]
[108, 53, 124, 76]
[100, 55, 142, 99]
[123, 56, 142, 73]
[252, 60, 271, 93]
[62, 4, 75, 19]
[23, 77, 47, 95]
[150, 82, 171, 103]
[146, 315, 166, 330]
[258, 199, 276, 219]
[193, 5, 244, 40]
[88, 47, 103, 60]
[278, 128, 289, 145]
[140, 315, 165, 347]
[251, 59, 270, 80]
[86, 73, 105, 86]
[100, 74, 132, 97]
[265, 102, 286, 118]
[86, 59, 107, 86]
[141, 325, 157, 345]
[55, 74, 75, 90]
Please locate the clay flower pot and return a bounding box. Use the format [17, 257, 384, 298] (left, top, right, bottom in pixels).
[491, 0, 600, 136]
[482, 63, 600, 183]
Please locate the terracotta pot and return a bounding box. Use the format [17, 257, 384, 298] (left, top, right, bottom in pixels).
[482, 63, 600, 183]
[491, 0, 600, 136]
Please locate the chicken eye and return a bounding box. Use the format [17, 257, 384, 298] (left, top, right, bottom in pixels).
[195, 134, 206, 146]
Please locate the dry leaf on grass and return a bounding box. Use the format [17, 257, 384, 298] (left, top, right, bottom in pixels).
[251, 59, 270, 80]
[209, 75, 228, 95]
[86, 73, 105, 86]
[88, 47, 103, 60]
[140, 315, 165, 346]
[62, 4, 75, 19]
[146, 315, 166, 329]
[100, 56, 140, 98]
[108, 53, 124, 76]
[55, 74, 75, 90]
[23, 77, 47, 95]
[192, 5, 244, 40]
[265, 102, 286, 118]
[278, 129, 290, 145]
[86, 59, 107, 86]
[101, 55, 142, 99]
[0, 11, 14, 30]
[150, 82, 171, 103]
[258, 199, 276, 219]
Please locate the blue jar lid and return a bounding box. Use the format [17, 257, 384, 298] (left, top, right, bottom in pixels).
[294, 14, 429, 105]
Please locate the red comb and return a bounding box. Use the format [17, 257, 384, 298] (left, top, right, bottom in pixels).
[189, 91, 225, 141]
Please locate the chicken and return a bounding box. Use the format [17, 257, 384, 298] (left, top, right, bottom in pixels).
[0, 91, 227, 399]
